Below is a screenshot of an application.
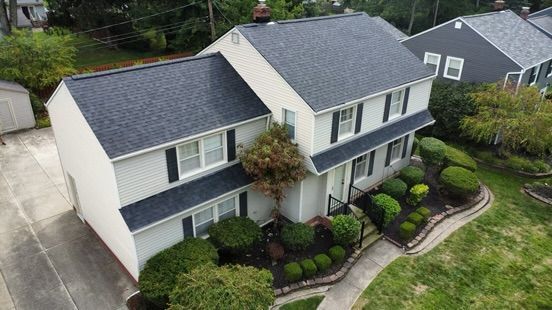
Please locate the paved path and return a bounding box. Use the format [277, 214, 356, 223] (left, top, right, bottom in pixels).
[0, 129, 136, 310]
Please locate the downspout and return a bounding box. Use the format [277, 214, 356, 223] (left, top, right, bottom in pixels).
[515, 69, 525, 94]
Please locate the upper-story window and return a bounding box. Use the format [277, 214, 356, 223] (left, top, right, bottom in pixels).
[338, 106, 355, 139]
[389, 90, 403, 118]
[528, 65, 540, 85]
[283, 108, 296, 141]
[354, 154, 368, 182]
[444, 56, 464, 80]
[177, 132, 226, 178]
[546, 62, 552, 78]
[390, 137, 403, 163]
[424, 52, 441, 74]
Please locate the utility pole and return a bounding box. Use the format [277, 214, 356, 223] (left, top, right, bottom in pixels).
[9, 0, 16, 28]
[207, 0, 216, 41]
[0, 0, 10, 35]
[433, 0, 439, 27]
[407, 0, 418, 35]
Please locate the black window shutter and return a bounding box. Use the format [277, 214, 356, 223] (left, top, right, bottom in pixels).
[239, 192, 248, 217]
[402, 135, 410, 158]
[402, 87, 410, 115]
[350, 158, 357, 184]
[385, 142, 393, 166]
[368, 150, 376, 176]
[227, 129, 236, 161]
[330, 111, 340, 144]
[182, 216, 194, 238]
[383, 94, 391, 123]
[354, 103, 363, 134]
[165, 148, 179, 183]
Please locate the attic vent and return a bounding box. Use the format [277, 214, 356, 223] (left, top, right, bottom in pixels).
[231, 32, 239, 44]
[454, 21, 462, 29]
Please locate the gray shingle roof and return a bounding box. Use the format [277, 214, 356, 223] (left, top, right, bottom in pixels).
[0, 80, 28, 93]
[529, 6, 552, 18]
[371, 16, 408, 40]
[237, 13, 433, 112]
[63, 53, 270, 159]
[528, 15, 552, 37]
[311, 110, 434, 174]
[120, 163, 252, 232]
[463, 10, 552, 68]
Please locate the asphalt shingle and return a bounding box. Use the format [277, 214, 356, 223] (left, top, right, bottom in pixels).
[371, 16, 408, 40]
[529, 15, 552, 37]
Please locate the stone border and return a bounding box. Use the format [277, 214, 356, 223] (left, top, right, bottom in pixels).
[274, 249, 362, 297]
[523, 188, 552, 205]
[473, 158, 552, 178]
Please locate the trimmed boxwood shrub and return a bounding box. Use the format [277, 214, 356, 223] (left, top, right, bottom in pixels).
[139, 238, 219, 308]
[208, 217, 262, 252]
[505, 156, 548, 173]
[300, 259, 318, 278]
[444, 146, 477, 172]
[400, 222, 416, 241]
[313, 254, 332, 272]
[382, 178, 408, 199]
[419, 137, 446, 166]
[406, 212, 424, 226]
[284, 262, 303, 282]
[373, 193, 401, 226]
[440, 166, 479, 198]
[399, 166, 425, 187]
[416, 207, 432, 221]
[407, 183, 429, 206]
[331, 215, 361, 246]
[281, 223, 315, 251]
[328, 245, 346, 264]
[412, 137, 419, 155]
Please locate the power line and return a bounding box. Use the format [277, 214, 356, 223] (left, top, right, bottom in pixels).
[213, 0, 233, 25]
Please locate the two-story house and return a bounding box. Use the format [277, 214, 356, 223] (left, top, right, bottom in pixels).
[47, 12, 435, 281]
[402, 9, 552, 94]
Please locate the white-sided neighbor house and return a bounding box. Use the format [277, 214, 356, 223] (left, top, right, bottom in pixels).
[6, 0, 48, 28]
[0, 80, 35, 133]
[47, 12, 435, 281]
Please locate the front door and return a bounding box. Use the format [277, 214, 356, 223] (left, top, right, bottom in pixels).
[332, 164, 346, 201]
[0, 99, 17, 132]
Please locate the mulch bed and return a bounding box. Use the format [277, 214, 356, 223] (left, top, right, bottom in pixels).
[529, 185, 552, 200]
[218, 224, 351, 289]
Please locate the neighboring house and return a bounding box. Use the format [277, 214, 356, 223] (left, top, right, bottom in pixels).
[402, 10, 552, 93]
[528, 6, 552, 39]
[6, 0, 47, 28]
[0, 80, 35, 133]
[47, 12, 435, 281]
[371, 16, 408, 40]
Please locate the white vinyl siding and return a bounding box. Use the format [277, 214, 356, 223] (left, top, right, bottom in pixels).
[444, 56, 464, 80]
[424, 52, 441, 74]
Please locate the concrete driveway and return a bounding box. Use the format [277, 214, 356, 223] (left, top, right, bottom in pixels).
[0, 128, 137, 310]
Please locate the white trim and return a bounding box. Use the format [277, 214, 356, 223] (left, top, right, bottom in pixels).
[45, 81, 65, 107]
[423, 52, 441, 75]
[401, 18, 460, 42]
[528, 65, 541, 86]
[443, 56, 464, 80]
[547, 61, 552, 78]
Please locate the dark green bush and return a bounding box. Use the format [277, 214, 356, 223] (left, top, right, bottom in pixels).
[373, 193, 402, 226]
[412, 137, 419, 155]
[284, 262, 303, 282]
[505, 156, 545, 173]
[300, 259, 318, 278]
[328, 245, 346, 264]
[331, 215, 361, 246]
[139, 238, 219, 308]
[400, 222, 417, 241]
[208, 217, 262, 252]
[419, 137, 447, 166]
[313, 254, 332, 272]
[407, 212, 424, 226]
[416, 207, 432, 221]
[281, 223, 315, 251]
[399, 166, 425, 187]
[444, 146, 477, 172]
[382, 178, 408, 199]
[534, 160, 551, 173]
[440, 166, 479, 198]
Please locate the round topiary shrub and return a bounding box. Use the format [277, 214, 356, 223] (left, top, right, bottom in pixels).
[444, 146, 477, 172]
[284, 262, 303, 282]
[281, 223, 315, 251]
[406, 212, 424, 226]
[382, 178, 408, 199]
[400, 222, 416, 241]
[328, 245, 346, 264]
[399, 166, 425, 188]
[300, 259, 318, 278]
[439, 166, 479, 198]
[416, 207, 432, 221]
[208, 217, 262, 252]
[139, 238, 219, 308]
[313, 254, 332, 272]
[373, 193, 402, 226]
[419, 137, 446, 166]
[407, 183, 429, 206]
[331, 215, 361, 246]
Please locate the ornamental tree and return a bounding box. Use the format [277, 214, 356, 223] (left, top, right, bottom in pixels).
[239, 123, 306, 222]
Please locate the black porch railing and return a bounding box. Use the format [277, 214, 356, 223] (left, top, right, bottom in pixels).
[348, 185, 385, 233]
[327, 194, 349, 217]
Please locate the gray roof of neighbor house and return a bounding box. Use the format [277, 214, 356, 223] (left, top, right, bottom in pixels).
[63, 52, 270, 159]
[528, 14, 552, 37]
[236, 13, 433, 112]
[16, 0, 44, 5]
[120, 163, 252, 232]
[311, 110, 434, 174]
[0, 80, 28, 94]
[462, 10, 552, 68]
[371, 16, 408, 40]
[529, 6, 552, 18]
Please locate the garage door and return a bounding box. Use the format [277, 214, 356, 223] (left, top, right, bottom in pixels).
[0, 99, 17, 132]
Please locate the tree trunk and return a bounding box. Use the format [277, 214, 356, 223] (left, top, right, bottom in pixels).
[433, 0, 440, 27]
[0, 0, 10, 35]
[8, 0, 16, 28]
[408, 0, 418, 35]
[476, 0, 480, 9]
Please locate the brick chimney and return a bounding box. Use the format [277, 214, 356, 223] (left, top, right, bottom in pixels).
[493, 0, 505, 11]
[520, 6, 530, 20]
[252, 0, 271, 23]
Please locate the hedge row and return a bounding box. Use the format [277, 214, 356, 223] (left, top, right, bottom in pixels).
[283, 245, 346, 282]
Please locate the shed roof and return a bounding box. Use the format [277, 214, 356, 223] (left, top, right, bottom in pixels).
[0, 80, 28, 94]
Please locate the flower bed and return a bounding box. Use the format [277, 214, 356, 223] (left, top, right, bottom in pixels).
[524, 181, 552, 205]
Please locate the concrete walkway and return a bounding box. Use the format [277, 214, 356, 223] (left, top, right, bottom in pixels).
[0, 129, 136, 310]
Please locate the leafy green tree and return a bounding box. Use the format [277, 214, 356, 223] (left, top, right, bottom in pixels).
[0, 30, 76, 94]
[460, 83, 552, 157]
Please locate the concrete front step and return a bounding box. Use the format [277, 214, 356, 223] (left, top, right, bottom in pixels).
[359, 231, 381, 249]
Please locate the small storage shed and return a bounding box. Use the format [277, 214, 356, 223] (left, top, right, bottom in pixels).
[0, 80, 35, 133]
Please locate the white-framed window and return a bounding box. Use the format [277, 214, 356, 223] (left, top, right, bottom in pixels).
[338, 106, 355, 139]
[177, 132, 226, 178]
[424, 52, 441, 74]
[528, 65, 540, 85]
[443, 56, 464, 80]
[546, 62, 552, 78]
[193, 196, 238, 237]
[354, 153, 369, 182]
[389, 90, 403, 118]
[454, 21, 462, 29]
[390, 138, 403, 163]
[283, 108, 296, 141]
[231, 32, 240, 44]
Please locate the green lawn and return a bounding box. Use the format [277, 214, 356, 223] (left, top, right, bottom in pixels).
[280, 295, 324, 310]
[354, 167, 552, 309]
